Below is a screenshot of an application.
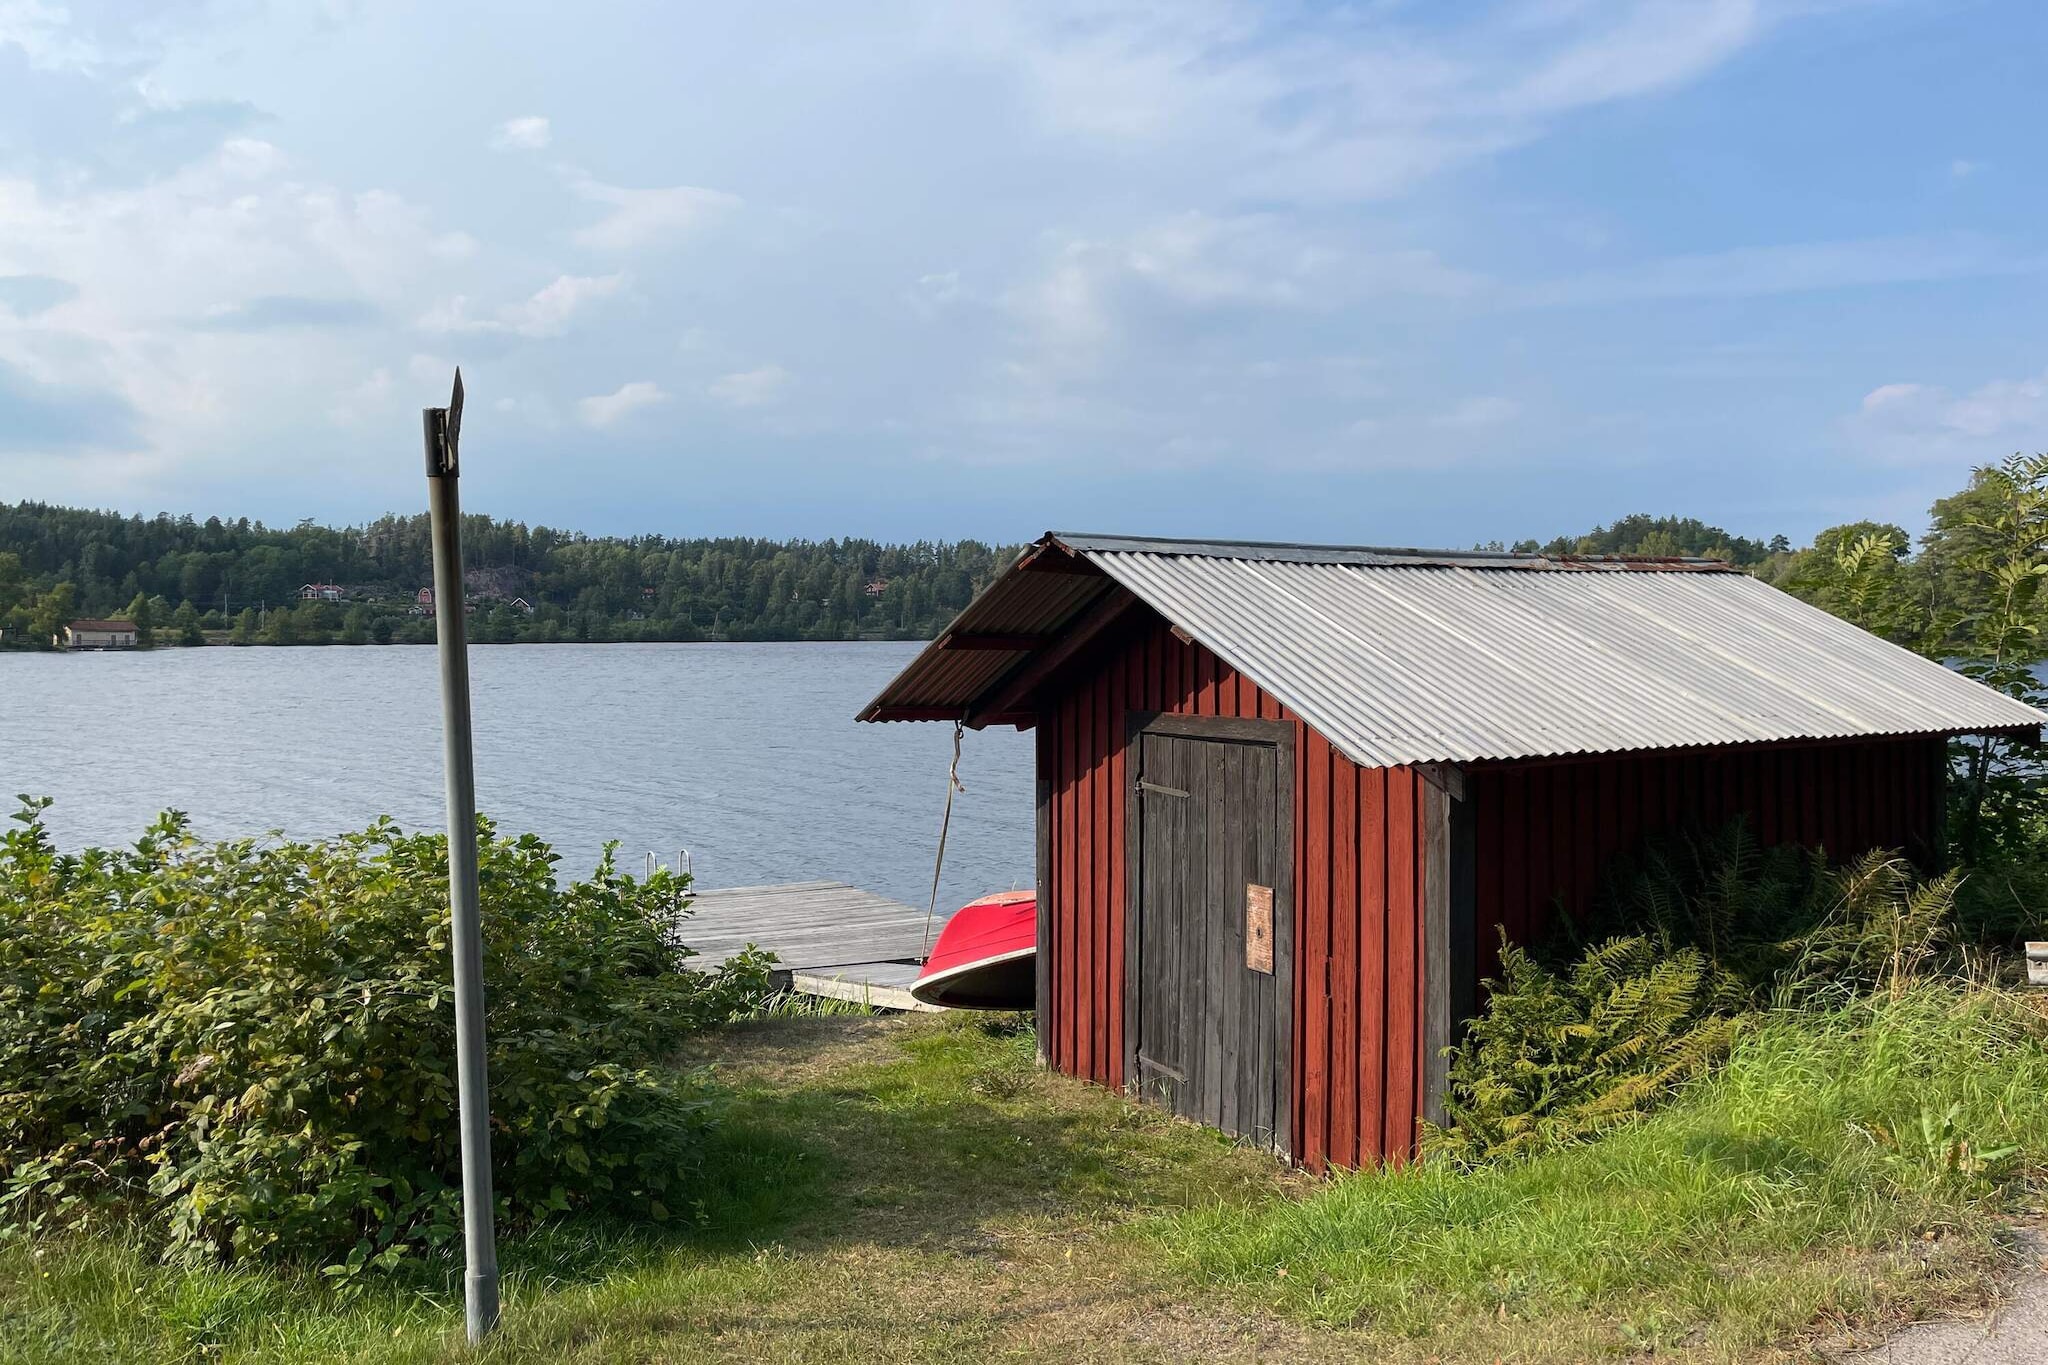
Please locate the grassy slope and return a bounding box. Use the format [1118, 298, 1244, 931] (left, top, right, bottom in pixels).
[1160, 988, 2048, 1361]
[0, 1014, 1302, 1364]
[3, 991, 2045, 1364]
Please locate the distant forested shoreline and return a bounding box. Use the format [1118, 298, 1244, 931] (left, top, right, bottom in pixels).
[0, 503, 1015, 647]
[0, 490, 2026, 651]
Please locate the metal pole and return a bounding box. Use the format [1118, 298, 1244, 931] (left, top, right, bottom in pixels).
[422, 371, 500, 1343]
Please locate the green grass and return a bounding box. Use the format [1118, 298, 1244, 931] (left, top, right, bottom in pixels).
[5, 992, 2046, 1363]
[0, 1012, 1288, 1363]
[749, 987, 883, 1018]
[1155, 986, 2048, 1361]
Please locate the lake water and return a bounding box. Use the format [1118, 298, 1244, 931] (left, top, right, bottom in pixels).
[0, 643, 1035, 911]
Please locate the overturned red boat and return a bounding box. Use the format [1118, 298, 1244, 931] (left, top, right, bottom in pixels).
[911, 889, 1036, 1010]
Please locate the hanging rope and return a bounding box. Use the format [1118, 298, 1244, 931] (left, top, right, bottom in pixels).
[920, 720, 966, 960]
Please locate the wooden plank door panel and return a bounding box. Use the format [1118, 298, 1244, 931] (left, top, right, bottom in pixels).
[1133, 731, 1188, 1109]
[1128, 716, 1292, 1152]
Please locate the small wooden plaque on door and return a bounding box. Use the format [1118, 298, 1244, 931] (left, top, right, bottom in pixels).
[1245, 883, 1274, 974]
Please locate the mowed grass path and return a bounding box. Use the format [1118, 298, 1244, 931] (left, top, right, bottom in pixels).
[0, 1012, 1315, 1364]
[5, 993, 2046, 1363]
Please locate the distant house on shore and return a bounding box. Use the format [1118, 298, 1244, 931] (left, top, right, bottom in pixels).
[59, 619, 139, 650]
[299, 583, 345, 602]
[414, 586, 434, 615]
[507, 597, 534, 615]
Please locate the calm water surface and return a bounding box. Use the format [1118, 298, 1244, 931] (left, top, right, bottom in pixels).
[0, 643, 1034, 909]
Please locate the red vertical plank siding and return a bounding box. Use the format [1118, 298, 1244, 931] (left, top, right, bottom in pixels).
[1410, 774, 1430, 1164]
[1054, 688, 1075, 1075]
[1501, 769, 1529, 952]
[1474, 769, 1503, 989]
[1330, 757, 1359, 1170]
[1356, 766, 1387, 1166]
[1383, 769, 1418, 1164]
[1037, 720, 1058, 1058]
[1534, 765, 1561, 943]
[1594, 760, 1619, 908]
[1074, 683, 1095, 1081]
[1089, 669, 1109, 1081]
[1106, 651, 1129, 1086]
[1291, 713, 1309, 1160]
[1300, 728, 1332, 1171]
[1464, 736, 1950, 1016]
[1073, 695, 1089, 1080]
[1034, 610, 1946, 1170]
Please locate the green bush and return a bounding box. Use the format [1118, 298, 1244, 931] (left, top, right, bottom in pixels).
[0, 798, 771, 1272]
[1426, 821, 1958, 1164]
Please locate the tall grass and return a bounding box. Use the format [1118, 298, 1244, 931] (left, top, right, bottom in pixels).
[1159, 987, 2048, 1358]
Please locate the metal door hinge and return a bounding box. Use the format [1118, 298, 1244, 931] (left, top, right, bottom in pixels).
[1136, 779, 1190, 799]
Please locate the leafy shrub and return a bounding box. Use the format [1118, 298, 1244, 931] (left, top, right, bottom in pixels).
[0, 797, 772, 1271]
[1426, 821, 1958, 1164]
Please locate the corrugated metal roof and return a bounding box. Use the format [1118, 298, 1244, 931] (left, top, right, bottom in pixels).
[859, 533, 2047, 766]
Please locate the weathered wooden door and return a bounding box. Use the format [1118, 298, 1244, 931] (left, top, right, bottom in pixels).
[1125, 714, 1293, 1152]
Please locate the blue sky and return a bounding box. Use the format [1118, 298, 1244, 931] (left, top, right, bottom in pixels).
[0, 0, 2042, 548]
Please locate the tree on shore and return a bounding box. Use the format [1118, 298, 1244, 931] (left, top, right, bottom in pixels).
[230, 607, 259, 646]
[30, 583, 75, 649]
[172, 600, 204, 647]
[124, 592, 155, 649]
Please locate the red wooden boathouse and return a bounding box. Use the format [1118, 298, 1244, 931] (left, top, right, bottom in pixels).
[859, 533, 2047, 1170]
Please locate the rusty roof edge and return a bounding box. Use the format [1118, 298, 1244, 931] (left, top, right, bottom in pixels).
[1050, 531, 1736, 572]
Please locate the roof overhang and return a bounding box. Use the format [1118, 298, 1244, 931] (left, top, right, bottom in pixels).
[858, 535, 1133, 726]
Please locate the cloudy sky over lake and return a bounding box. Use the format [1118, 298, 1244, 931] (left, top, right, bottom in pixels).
[1, 1, 2041, 547]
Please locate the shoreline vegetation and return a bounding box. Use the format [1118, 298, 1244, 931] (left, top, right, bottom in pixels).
[0, 503, 1789, 653]
[0, 502, 1015, 649]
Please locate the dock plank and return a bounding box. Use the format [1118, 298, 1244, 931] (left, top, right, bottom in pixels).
[675, 880, 958, 1009]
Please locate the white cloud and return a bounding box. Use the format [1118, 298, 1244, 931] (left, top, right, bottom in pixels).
[1860, 382, 1927, 413]
[0, 136, 483, 491]
[1516, 235, 2043, 307]
[327, 366, 393, 426]
[491, 115, 551, 150]
[0, 0, 106, 71]
[993, 213, 1475, 391]
[1950, 158, 1980, 179]
[706, 365, 790, 408]
[408, 353, 455, 384]
[1502, 0, 1760, 116]
[417, 272, 625, 338]
[571, 177, 740, 251]
[578, 380, 667, 427]
[931, 0, 1778, 204]
[511, 272, 623, 335]
[1431, 395, 1522, 429]
[907, 270, 963, 318]
[1848, 369, 2048, 465]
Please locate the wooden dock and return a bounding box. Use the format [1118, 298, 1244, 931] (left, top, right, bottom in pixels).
[680, 880, 951, 1011]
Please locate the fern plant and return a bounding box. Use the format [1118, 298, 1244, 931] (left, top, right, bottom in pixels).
[1425, 820, 1959, 1165]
